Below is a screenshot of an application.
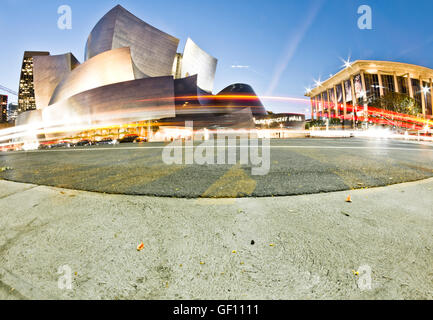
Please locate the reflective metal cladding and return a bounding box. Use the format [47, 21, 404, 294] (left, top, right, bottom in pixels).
[33, 53, 80, 110]
[43, 76, 176, 135]
[16, 4, 267, 137]
[49, 47, 135, 105]
[85, 5, 179, 78]
[218, 83, 267, 116]
[181, 38, 218, 93]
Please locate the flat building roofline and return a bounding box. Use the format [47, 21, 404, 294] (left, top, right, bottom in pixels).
[306, 60, 433, 97]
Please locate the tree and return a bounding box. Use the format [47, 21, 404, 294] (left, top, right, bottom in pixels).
[370, 92, 421, 116]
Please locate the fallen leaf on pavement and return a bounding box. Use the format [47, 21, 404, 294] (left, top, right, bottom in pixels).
[137, 242, 144, 251]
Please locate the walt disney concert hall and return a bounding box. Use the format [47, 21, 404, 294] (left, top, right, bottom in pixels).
[16, 5, 267, 140]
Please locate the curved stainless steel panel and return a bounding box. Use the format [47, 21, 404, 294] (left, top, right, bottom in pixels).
[181, 38, 217, 93]
[33, 53, 80, 110]
[85, 5, 179, 78]
[160, 75, 254, 129]
[217, 83, 267, 116]
[49, 47, 135, 105]
[42, 76, 176, 139]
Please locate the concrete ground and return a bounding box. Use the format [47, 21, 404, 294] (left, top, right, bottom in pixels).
[0, 178, 432, 300]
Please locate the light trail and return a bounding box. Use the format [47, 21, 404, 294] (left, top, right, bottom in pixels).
[7, 144, 433, 155]
[1, 92, 432, 150]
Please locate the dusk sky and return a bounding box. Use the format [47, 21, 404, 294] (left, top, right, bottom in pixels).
[1, 0, 433, 114]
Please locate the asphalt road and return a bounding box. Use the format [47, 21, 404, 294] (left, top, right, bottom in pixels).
[1, 138, 433, 198]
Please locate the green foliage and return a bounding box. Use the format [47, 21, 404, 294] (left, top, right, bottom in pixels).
[329, 117, 342, 126]
[308, 119, 325, 128]
[370, 92, 422, 116]
[307, 118, 342, 129]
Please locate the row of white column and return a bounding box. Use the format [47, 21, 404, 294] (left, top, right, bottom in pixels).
[311, 71, 433, 121]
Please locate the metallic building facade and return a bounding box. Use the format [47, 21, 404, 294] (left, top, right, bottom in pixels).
[33, 53, 80, 109]
[217, 83, 267, 116]
[85, 5, 179, 78]
[181, 38, 218, 93]
[15, 5, 266, 140]
[160, 76, 260, 129]
[42, 76, 176, 139]
[49, 47, 135, 105]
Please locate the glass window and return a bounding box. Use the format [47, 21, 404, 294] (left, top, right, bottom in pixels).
[381, 75, 395, 94]
[422, 81, 432, 116]
[411, 79, 422, 107]
[397, 76, 408, 94]
[364, 73, 380, 102]
[322, 91, 328, 113]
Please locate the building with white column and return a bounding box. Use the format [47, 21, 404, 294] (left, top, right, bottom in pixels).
[305, 60, 433, 128]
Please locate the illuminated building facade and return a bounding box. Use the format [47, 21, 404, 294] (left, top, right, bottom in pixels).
[18, 51, 49, 113]
[16, 5, 266, 140]
[254, 113, 305, 129]
[0, 95, 7, 123]
[306, 60, 433, 127]
[7, 103, 18, 123]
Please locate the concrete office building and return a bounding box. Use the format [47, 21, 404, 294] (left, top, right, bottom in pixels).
[7, 103, 18, 123]
[0, 95, 7, 123]
[17, 51, 49, 113]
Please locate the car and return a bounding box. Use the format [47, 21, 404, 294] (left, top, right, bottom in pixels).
[96, 138, 118, 145]
[38, 143, 52, 150]
[51, 141, 71, 148]
[119, 134, 139, 143]
[135, 136, 148, 143]
[74, 139, 92, 147]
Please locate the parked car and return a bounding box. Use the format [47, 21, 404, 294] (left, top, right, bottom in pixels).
[96, 138, 118, 145]
[74, 139, 92, 147]
[119, 134, 139, 143]
[50, 141, 71, 148]
[135, 136, 148, 143]
[38, 143, 53, 150]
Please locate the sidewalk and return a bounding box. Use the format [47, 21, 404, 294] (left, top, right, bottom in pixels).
[0, 178, 432, 299]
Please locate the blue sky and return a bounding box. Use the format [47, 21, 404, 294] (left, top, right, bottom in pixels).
[1, 0, 433, 114]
